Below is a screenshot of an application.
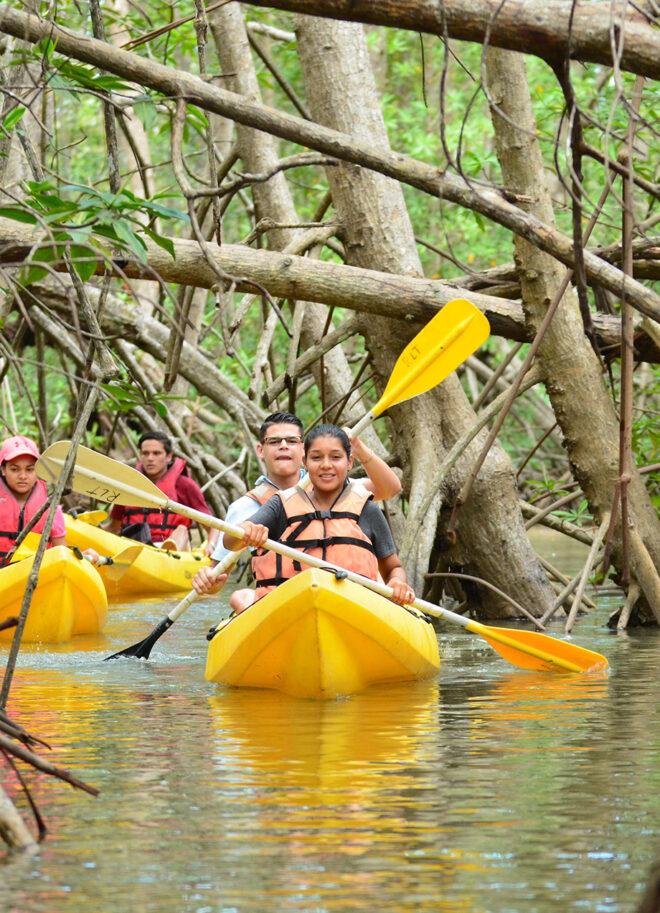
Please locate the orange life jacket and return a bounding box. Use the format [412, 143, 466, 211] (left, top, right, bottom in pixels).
[252, 483, 379, 599]
[0, 477, 53, 563]
[246, 470, 306, 507]
[120, 457, 193, 542]
[246, 479, 280, 506]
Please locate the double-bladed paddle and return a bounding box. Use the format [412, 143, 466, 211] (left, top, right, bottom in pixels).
[71, 298, 490, 660]
[37, 443, 608, 673]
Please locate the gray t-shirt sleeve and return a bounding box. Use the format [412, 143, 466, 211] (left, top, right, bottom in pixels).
[358, 501, 396, 559]
[241, 495, 288, 540]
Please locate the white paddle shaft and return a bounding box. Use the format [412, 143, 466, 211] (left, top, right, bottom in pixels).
[167, 548, 248, 623]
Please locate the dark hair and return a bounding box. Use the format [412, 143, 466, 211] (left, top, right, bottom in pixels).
[259, 412, 304, 443]
[304, 423, 351, 459]
[138, 430, 173, 452]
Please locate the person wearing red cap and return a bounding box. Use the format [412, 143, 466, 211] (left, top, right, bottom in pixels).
[0, 435, 98, 566]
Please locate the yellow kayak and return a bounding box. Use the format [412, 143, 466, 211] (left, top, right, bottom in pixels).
[64, 515, 210, 598]
[0, 546, 108, 643]
[205, 568, 440, 699]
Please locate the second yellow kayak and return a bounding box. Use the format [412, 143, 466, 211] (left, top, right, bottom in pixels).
[64, 515, 209, 598]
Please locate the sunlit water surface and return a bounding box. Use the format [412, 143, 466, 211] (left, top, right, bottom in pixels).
[1, 530, 659, 912]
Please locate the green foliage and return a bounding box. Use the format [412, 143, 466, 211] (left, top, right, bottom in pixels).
[0, 0, 658, 523]
[46, 56, 137, 97]
[0, 181, 187, 285]
[2, 106, 26, 131]
[98, 378, 179, 419]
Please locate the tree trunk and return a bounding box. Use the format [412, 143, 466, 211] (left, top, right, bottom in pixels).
[0, 784, 38, 853]
[484, 47, 660, 622]
[208, 2, 392, 465]
[294, 14, 556, 615]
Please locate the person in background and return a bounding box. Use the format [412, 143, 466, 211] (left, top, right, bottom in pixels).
[106, 431, 219, 555]
[193, 420, 407, 612]
[0, 434, 99, 566]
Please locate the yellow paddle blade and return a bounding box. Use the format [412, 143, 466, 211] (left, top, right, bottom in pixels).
[20, 532, 42, 551]
[373, 298, 490, 417]
[466, 620, 609, 673]
[74, 509, 108, 526]
[38, 442, 164, 508]
[10, 531, 41, 562]
[102, 544, 144, 582]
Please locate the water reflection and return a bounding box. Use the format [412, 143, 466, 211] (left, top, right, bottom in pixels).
[0, 584, 658, 913]
[207, 682, 477, 911]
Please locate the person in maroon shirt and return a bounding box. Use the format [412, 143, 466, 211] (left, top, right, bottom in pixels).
[107, 432, 219, 555]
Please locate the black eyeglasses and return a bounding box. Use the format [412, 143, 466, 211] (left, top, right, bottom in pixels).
[262, 436, 303, 447]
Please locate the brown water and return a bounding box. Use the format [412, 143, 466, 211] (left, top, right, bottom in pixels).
[1, 531, 659, 913]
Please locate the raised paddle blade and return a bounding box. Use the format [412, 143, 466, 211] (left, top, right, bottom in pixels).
[373, 298, 490, 418]
[98, 544, 144, 582]
[466, 620, 609, 674]
[38, 441, 164, 508]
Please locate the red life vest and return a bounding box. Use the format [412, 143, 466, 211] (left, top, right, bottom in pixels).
[120, 457, 193, 542]
[252, 483, 379, 599]
[0, 477, 53, 563]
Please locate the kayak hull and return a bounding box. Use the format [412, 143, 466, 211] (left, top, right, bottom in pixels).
[205, 568, 440, 699]
[0, 546, 108, 643]
[64, 516, 209, 598]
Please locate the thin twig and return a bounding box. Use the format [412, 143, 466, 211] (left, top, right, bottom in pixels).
[565, 513, 610, 634]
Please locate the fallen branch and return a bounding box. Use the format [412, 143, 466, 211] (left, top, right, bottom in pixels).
[0, 733, 98, 797]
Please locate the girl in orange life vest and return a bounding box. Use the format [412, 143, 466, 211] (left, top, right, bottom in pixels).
[222, 424, 415, 614]
[0, 435, 99, 566]
[191, 411, 402, 602]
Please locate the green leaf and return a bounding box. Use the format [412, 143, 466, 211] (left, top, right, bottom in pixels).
[144, 227, 175, 258]
[140, 199, 188, 221]
[69, 245, 97, 283]
[3, 106, 26, 131]
[0, 207, 38, 224]
[186, 105, 209, 130]
[111, 220, 147, 258]
[23, 243, 60, 285]
[53, 59, 134, 94]
[133, 96, 158, 131]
